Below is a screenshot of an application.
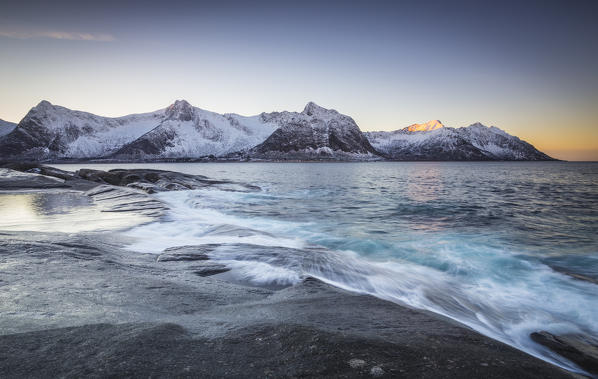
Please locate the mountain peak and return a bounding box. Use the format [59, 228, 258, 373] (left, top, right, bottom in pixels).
[166, 99, 194, 121]
[34, 100, 54, 110]
[302, 102, 336, 116]
[405, 120, 444, 132]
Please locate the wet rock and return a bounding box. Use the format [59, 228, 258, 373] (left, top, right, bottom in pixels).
[203, 224, 275, 238]
[531, 331, 598, 375]
[125, 182, 159, 193]
[157, 254, 209, 262]
[0, 231, 574, 378]
[0, 168, 68, 189]
[155, 245, 230, 276]
[348, 358, 366, 369]
[370, 365, 384, 376]
[85, 185, 167, 218]
[76, 168, 260, 193]
[1, 163, 260, 194]
[76, 168, 122, 185]
[192, 262, 231, 277]
[157, 246, 216, 262]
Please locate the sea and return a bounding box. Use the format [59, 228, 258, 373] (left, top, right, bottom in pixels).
[7, 161, 598, 373]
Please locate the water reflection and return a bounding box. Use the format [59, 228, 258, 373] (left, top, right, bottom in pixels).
[405, 164, 443, 203]
[0, 191, 151, 233]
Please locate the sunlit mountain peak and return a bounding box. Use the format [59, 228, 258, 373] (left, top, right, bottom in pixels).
[404, 120, 444, 132]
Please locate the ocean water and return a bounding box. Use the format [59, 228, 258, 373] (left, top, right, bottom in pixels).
[54, 161, 598, 373]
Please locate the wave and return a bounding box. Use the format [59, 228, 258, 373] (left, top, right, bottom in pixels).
[124, 187, 598, 375]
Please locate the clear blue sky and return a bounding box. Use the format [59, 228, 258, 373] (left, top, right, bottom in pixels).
[1, 0, 597, 160]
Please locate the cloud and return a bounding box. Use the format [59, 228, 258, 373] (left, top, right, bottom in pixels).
[0, 30, 115, 42]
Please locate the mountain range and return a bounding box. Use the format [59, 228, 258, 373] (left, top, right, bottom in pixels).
[365, 121, 553, 161]
[0, 100, 554, 161]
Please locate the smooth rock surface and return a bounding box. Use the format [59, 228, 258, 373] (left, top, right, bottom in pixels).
[156, 245, 214, 262]
[0, 230, 574, 378]
[531, 331, 598, 376]
[0, 168, 68, 189]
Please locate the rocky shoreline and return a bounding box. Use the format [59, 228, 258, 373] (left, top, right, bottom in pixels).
[0, 163, 592, 378]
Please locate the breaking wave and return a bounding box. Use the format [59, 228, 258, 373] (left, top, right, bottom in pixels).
[125, 184, 598, 375]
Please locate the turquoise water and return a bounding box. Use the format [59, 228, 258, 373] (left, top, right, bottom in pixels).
[56, 161, 598, 373]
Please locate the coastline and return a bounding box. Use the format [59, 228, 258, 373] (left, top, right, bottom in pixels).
[0, 164, 590, 378]
[0, 229, 575, 378]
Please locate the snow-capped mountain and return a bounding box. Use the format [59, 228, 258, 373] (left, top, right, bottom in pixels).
[0, 119, 16, 137]
[112, 100, 278, 159]
[244, 102, 380, 160]
[365, 122, 554, 160]
[456, 123, 553, 160]
[0, 100, 278, 160]
[0, 100, 554, 161]
[0, 101, 165, 159]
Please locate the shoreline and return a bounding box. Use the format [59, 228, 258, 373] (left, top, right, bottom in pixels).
[0, 228, 576, 378]
[0, 164, 592, 377]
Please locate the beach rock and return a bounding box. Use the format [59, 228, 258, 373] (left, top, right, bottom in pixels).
[531, 331, 598, 375]
[0, 168, 68, 189]
[348, 358, 366, 369]
[370, 365, 385, 376]
[156, 246, 215, 262]
[192, 262, 231, 277]
[76, 168, 260, 193]
[203, 224, 275, 238]
[0, 162, 75, 181]
[0, 231, 574, 378]
[85, 185, 168, 218]
[156, 246, 229, 276]
[1, 163, 260, 194]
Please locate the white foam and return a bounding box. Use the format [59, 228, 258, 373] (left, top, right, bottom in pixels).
[124, 189, 306, 253]
[123, 187, 598, 375]
[224, 260, 302, 286]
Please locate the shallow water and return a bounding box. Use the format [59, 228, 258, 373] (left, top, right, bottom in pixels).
[0, 190, 152, 232]
[53, 161, 598, 373]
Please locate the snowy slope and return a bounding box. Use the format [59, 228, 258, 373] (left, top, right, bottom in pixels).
[365, 122, 554, 160]
[0, 100, 279, 160]
[245, 102, 380, 160]
[0, 119, 16, 137]
[113, 100, 278, 159]
[457, 123, 553, 160]
[366, 127, 488, 160]
[0, 101, 164, 159]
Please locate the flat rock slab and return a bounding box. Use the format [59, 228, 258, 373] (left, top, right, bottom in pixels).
[191, 262, 231, 277]
[156, 245, 216, 262]
[85, 185, 167, 218]
[0, 168, 68, 189]
[76, 168, 260, 193]
[0, 163, 261, 194]
[155, 245, 230, 277]
[0, 318, 574, 379]
[0, 231, 575, 378]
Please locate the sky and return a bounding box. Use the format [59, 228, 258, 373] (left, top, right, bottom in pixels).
[0, 0, 597, 160]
